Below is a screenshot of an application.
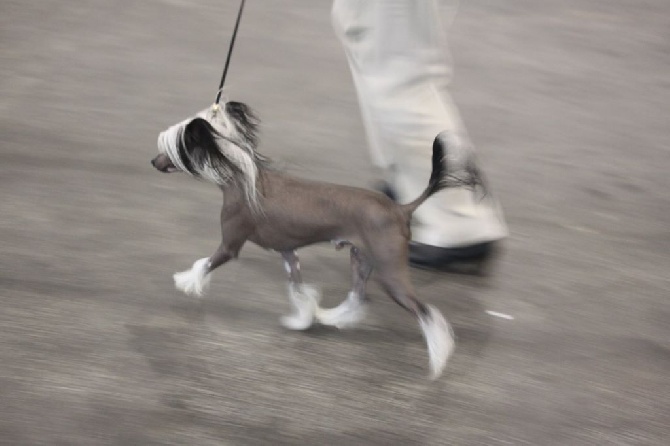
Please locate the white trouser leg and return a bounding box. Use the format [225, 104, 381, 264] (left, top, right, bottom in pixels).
[332, 0, 507, 247]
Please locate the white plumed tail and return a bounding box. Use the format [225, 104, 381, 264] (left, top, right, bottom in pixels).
[174, 257, 211, 297]
[419, 305, 455, 380]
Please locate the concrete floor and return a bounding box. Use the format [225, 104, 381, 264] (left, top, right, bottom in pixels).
[1, 1, 668, 445]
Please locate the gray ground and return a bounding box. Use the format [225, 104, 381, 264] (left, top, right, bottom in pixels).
[1, 1, 669, 445]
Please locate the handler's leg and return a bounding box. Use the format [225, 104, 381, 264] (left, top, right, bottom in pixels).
[332, 0, 507, 269]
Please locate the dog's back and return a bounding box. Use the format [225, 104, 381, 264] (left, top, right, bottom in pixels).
[241, 133, 454, 253]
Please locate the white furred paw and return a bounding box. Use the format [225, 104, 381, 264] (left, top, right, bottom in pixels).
[316, 292, 367, 329]
[174, 257, 211, 297]
[281, 284, 320, 331]
[419, 304, 455, 380]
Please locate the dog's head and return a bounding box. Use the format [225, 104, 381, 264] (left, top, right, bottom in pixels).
[151, 101, 260, 176]
[151, 101, 267, 207]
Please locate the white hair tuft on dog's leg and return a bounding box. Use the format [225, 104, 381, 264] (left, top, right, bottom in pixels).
[281, 283, 320, 331]
[316, 291, 367, 329]
[173, 257, 211, 297]
[419, 305, 455, 380]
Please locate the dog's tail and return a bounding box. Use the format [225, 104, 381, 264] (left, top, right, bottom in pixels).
[399, 132, 450, 217]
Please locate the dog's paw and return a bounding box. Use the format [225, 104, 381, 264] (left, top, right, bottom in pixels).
[419, 305, 455, 380]
[174, 258, 211, 297]
[280, 314, 314, 331]
[281, 284, 320, 330]
[316, 292, 367, 329]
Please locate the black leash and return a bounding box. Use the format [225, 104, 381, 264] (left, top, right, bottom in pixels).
[215, 0, 246, 105]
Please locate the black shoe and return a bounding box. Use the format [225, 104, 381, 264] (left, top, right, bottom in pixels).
[375, 181, 500, 274]
[409, 240, 498, 274]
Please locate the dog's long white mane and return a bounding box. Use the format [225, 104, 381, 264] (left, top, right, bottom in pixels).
[157, 103, 262, 211]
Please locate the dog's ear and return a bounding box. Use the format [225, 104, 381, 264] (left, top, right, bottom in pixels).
[183, 118, 218, 164]
[183, 118, 220, 171]
[181, 117, 242, 178]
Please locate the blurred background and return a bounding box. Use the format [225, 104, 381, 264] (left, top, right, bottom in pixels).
[1, 0, 668, 444]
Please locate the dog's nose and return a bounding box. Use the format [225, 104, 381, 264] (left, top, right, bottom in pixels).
[151, 159, 156, 167]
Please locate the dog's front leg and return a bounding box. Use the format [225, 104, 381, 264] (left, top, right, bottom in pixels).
[173, 243, 232, 297]
[279, 250, 320, 331]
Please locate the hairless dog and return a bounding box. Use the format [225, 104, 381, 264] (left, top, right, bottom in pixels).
[151, 101, 483, 379]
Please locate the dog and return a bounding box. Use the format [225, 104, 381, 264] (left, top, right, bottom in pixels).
[151, 101, 479, 379]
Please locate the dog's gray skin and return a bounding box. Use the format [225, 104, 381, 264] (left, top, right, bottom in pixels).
[151, 101, 462, 378]
[153, 147, 437, 316]
[234, 173, 412, 303]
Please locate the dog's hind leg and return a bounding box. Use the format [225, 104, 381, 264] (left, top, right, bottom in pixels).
[279, 250, 320, 331]
[173, 243, 233, 297]
[375, 250, 455, 380]
[316, 245, 372, 328]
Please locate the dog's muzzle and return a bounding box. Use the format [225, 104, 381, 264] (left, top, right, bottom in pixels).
[151, 153, 178, 173]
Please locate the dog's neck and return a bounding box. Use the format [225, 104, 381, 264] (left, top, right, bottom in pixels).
[217, 167, 270, 210]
